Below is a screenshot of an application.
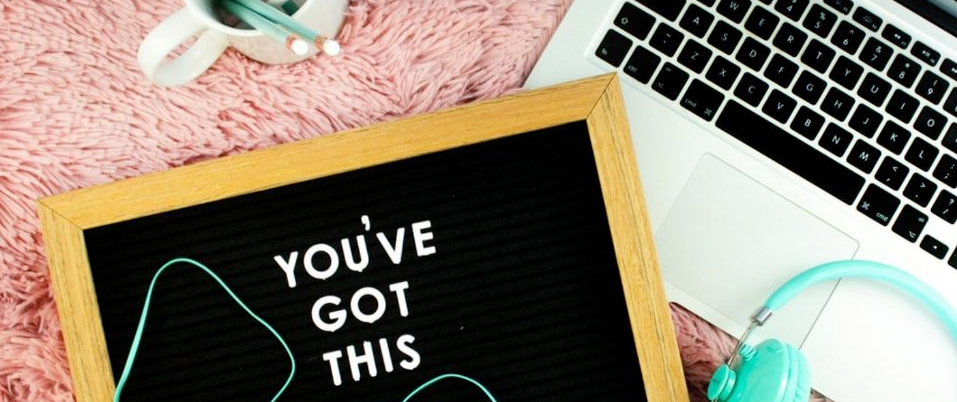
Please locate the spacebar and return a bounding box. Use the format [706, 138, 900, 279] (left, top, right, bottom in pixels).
[715, 101, 865, 205]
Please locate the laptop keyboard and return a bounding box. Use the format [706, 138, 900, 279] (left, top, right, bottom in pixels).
[594, 0, 957, 267]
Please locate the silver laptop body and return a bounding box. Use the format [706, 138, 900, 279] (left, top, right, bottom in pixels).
[526, 1, 957, 400]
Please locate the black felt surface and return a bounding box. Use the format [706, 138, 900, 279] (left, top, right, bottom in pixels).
[85, 121, 648, 401]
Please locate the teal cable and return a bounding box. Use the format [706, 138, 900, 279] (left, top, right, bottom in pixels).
[113, 257, 296, 402]
[401, 373, 498, 402]
[113, 258, 498, 401]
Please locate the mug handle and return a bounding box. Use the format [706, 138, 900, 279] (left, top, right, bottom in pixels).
[137, 8, 230, 87]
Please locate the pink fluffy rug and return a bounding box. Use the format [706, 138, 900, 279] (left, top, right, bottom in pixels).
[0, 1, 827, 401]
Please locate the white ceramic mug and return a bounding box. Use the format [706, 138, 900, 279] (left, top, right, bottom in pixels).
[138, 0, 348, 86]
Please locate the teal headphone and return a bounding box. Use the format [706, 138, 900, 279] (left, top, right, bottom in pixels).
[706, 260, 957, 402]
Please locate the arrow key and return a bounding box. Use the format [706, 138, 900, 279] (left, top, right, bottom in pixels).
[920, 235, 949, 260]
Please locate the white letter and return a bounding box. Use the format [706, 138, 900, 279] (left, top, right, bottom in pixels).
[351, 287, 386, 324]
[376, 228, 406, 265]
[304, 243, 339, 280]
[397, 334, 420, 370]
[312, 296, 347, 332]
[379, 338, 395, 373]
[347, 341, 378, 381]
[322, 350, 345, 386]
[273, 252, 298, 288]
[341, 236, 369, 272]
[389, 281, 410, 317]
[411, 221, 436, 257]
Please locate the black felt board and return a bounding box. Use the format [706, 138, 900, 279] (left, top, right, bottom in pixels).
[84, 121, 647, 401]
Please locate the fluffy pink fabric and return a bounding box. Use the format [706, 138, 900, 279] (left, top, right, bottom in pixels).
[0, 1, 830, 401]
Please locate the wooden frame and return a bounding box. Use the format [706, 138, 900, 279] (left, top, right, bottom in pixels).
[38, 74, 688, 402]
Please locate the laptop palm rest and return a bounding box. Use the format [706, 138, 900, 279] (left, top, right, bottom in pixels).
[656, 154, 859, 346]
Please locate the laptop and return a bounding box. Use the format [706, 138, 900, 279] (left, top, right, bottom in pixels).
[525, 0, 957, 401]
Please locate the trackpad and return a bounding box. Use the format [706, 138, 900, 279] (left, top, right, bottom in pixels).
[656, 154, 859, 346]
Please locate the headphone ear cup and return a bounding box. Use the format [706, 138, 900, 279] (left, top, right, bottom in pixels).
[788, 344, 811, 402]
[780, 342, 800, 402]
[710, 339, 808, 402]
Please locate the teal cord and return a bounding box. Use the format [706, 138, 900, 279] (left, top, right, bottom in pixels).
[113, 258, 296, 402]
[401, 373, 498, 402]
[113, 258, 498, 402]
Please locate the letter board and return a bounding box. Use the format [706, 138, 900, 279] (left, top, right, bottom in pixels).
[38, 75, 688, 402]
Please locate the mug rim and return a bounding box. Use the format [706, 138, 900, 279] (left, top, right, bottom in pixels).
[184, 0, 310, 37]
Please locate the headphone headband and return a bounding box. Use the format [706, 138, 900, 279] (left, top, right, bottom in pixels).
[759, 260, 957, 341]
[709, 260, 957, 402]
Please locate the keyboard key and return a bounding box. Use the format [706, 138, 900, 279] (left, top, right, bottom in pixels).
[858, 73, 891, 107]
[773, 22, 808, 56]
[652, 62, 690, 100]
[905, 137, 939, 171]
[677, 40, 713, 73]
[802, 39, 836, 73]
[638, 0, 687, 21]
[596, 30, 633, 67]
[931, 190, 957, 223]
[882, 24, 911, 49]
[888, 54, 922, 88]
[706, 56, 741, 89]
[765, 55, 799, 88]
[945, 89, 957, 118]
[709, 21, 743, 55]
[680, 4, 715, 38]
[735, 72, 769, 106]
[915, 71, 949, 105]
[793, 71, 826, 104]
[681, 79, 725, 121]
[716, 101, 865, 204]
[857, 184, 900, 225]
[821, 88, 855, 121]
[912, 41, 941, 66]
[877, 121, 911, 154]
[698, 0, 718, 6]
[914, 107, 946, 139]
[830, 56, 863, 90]
[737, 37, 770, 71]
[876, 156, 909, 190]
[623, 46, 662, 84]
[831, 21, 865, 54]
[951, 251, 957, 269]
[717, 0, 752, 23]
[763, 89, 797, 123]
[775, 0, 809, 21]
[921, 236, 949, 259]
[847, 139, 882, 173]
[745, 6, 780, 39]
[934, 154, 957, 188]
[616, 3, 657, 40]
[886, 90, 920, 123]
[804, 4, 837, 38]
[848, 104, 882, 137]
[791, 106, 825, 139]
[903, 173, 937, 207]
[824, 0, 853, 14]
[820, 123, 853, 156]
[892, 204, 928, 243]
[942, 59, 957, 81]
[859, 37, 892, 71]
[852, 7, 882, 31]
[650, 25, 684, 57]
[944, 124, 957, 154]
